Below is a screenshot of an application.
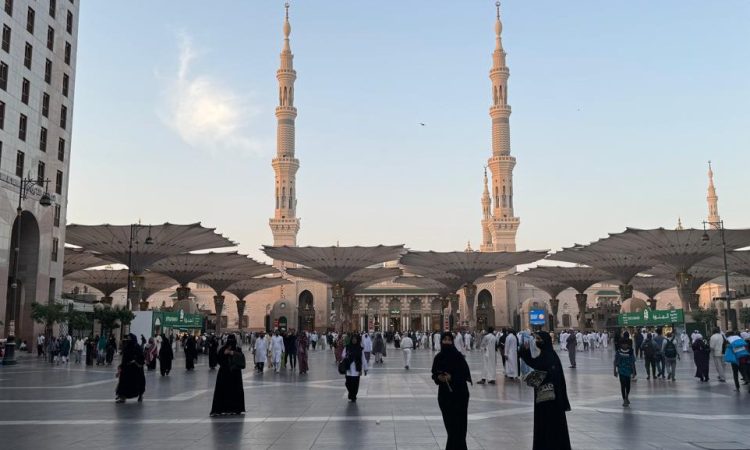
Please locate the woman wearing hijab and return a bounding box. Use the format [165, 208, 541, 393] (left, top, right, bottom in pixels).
[341, 334, 368, 402]
[144, 337, 158, 371]
[692, 336, 710, 382]
[158, 334, 174, 376]
[297, 331, 309, 374]
[207, 335, 219, 370]
[519, 331, 572, 450]
[372, 332, 387, 364]
[115, 334, 146, 404]
[85, 334, 95, 366]
[431, 332, 472, 450]
[184, 334, 197, 371]
[210, 334, 246, 416]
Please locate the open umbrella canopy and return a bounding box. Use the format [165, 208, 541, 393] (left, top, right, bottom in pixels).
[399, 250, 547, 285]
[262, 245, 406, 283]
[225, 277, 292, 301]
[547, 242, 659, 285]
[65, 222, 236, 274]
[516, 266, 612, 294]
[647, 263, 725, 293]
[66, 268, 129, 298]
[63, 247, 112, 276]
[149, 251, 250, 287]
[139, 272, 179, 301]
[393, 276, 456, 294]
[514, 275, 571, 299]
[196, 259, 279, 296]
[629, 275, 676, 300]
[400, 265, 466, 293]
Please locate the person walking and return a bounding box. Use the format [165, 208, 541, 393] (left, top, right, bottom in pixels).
[692, 336, 710, 382]
[210, 335, 246, 416]
[298, 331, 309, 374]
[662, 332, 680, 381]
[254, 331, 268, 373]
[724, 331, 750, 392]
[271, 331, 285, 373]
[96, 334, 106, 365]
[286, 331, 298, 370]
[709, 328, 727, 382]
[565, 330, 576, 369]
[105, 334, 117, 366]
[681, 330, 689, 353]
[158, 334, 174, 376]
[362, 332, 373, 364]
[144, 337, 158, 371]
[401, 333, 414, 370]
[634, 330, 644, 359]
[614, 339, 636, 406]
[653, 328, 666, 379]
[85, 335, 95, 366]
[73, 337, 84, 364]
[36, 334, 45, 358]
[184, 334, 197, 371]
[432, 332, 472, 450]
[115, 334, 145, 404]
[519, 331, 572, 450]
[477, 327, 497, 385]
[641, 333, 657, 380]
[373, 332, 386, 364]
[207, 335, 219, 370]
[341, 334, 368, 402]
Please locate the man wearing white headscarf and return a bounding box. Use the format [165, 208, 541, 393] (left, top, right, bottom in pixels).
[463, 332, 472, 353]
[504, 330, 518, 379]
[680, 330, 689, 352]
[477, 327, 498, 384]
[454, 331, 465, 355]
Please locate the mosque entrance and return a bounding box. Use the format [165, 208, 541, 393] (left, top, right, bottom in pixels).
[298, 290, 315, 331]
[476, 289, 494, 331]
[4, 211, 41, 342]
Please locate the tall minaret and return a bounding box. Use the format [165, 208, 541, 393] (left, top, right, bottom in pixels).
[480, 167, 493, 251]
[707, 161, 721, 228]
[487, 2, 520, 252]
[269, 2, 301, 266]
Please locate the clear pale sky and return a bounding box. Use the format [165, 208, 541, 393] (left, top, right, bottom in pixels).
[67, 1, 750, 262]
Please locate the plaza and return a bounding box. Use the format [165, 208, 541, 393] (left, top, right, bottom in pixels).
[1, 345, 749, 450]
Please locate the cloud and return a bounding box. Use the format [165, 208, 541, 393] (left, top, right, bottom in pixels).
[160, 33, 266, 156]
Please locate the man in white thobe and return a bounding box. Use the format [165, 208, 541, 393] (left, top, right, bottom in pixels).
[601, 331, 609, 349]
[432, 332, 441, 351]
[504, 331, 518, 379]
[254, 332, 268, 372]
[401, 334, 413, 369]
[454, 331, 465, 355]
[271, 331, 285, 373]
[478, 328, 498, 384]
[463, 332, 472, 352]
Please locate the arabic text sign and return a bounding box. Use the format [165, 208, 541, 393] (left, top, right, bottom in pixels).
[617, 308, 684, 327]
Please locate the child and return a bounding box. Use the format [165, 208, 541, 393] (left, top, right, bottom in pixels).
[614, 339, 636, 407]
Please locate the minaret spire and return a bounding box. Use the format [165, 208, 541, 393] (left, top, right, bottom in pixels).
[270, 2, 301, 267]
[480, 167, 493, 251]
[485, 2, 519, 252]
[707, 161, 721, 228]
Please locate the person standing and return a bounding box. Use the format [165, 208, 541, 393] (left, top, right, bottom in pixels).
[362, 332, 373, 364]
[210, 335, 246, 417]
[341, 334, 368, 402]
[681, 330, 689, 353]
[432, 332, 472, 450]
[207, 335, 219, 370]
[504, 330, 519, 379]
[662, 332, 680, 381]
[519, 331, 572, 450]
[254, 331, 268, 373]
[724, 331, 750, 392]
[158, 334, 174, 376]
[463, 331, 472, 353]
[286, 331, 298, 370]
[36, 334, 45, 358]
[433, 331, 441, 352]
[373, 332, 386, 364]
[73, 337, 84, 364]
[298, 331, 309, 374]
[401, 333, 414, 370]
[614, 338, 636, 407]
[634, 330, 644, 359]
[477, 327, 497, 385]
[59, 335, 71, 364]
[271, 331, 285, 373]
[652, 328, 666, 379]
[310, 331, 318, 350]
[184, 334, 197, 371]
[85, 335, 95, 366]
[96, 334, 106, 365]
[565, 331, 577, 369]
[105, 334, 117, 366]
[454, 331, 466, 356]
[692, 336, 710, 382]
[641, 333, 657, 380]
[709, 328, 727, 382]
[115, 334, 146, 404]
[144, 338, 158, 371]
[601, 331, 609, 349]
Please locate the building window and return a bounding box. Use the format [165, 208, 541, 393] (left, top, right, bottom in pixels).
[23, 42, 31, 69]
[46, 26, 54, 50]
[57, 137, 64, 161]
[1, 24, 10, 52]
[0, 61, 7, 90]
[53, 204, 60, 227]
[18, 113, 27, 140]
[55, 169, 63, 194]
[0, 100, 4, 129]
[39, 126, 47, 151]
[44, 58, 51, 83]
[21, 77, 29, 104]
[59, 105, 67, 129]
[64, 41, 70, 64]
[15, 150, 24, 177]
[51, 237, 59, 262]
[41, 92, 49, 117]
[36, 160, 45, 185]
[66, 10, 72, 34]
[49, 0, 56, 18]
[62, 73, 68, 96]
[4, 0, 12, 17]
[26, 6, 33, 34]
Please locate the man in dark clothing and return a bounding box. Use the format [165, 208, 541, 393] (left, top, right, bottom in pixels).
[284, 331, 298, 370]
[635, 331, 644, 359]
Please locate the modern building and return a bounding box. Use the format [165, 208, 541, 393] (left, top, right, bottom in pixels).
[1, 0, 79, 345]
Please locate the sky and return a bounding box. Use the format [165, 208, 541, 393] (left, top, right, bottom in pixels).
[67, 1, 750, 263]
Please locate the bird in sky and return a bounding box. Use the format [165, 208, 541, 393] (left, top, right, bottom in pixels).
[419, 122, 426, 126]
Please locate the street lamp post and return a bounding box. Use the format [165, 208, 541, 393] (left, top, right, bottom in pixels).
[125, 223, 153, 311]
[3, 177, 52, 365]
[702, 220, 733, 330]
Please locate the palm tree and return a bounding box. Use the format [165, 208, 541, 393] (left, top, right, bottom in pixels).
[30, 302, 67, 339]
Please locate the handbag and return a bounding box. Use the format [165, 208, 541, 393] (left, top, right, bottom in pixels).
[524, 370, 547, 388]
[338, 357, 349, 375]
[230, 351, 246, 371]
[535, 383, 556, 404]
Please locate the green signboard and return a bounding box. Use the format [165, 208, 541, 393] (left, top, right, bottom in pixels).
[617, 308, 684, 327]
[153, 311, 203, 329]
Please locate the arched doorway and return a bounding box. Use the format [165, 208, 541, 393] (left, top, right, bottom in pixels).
[278, 316, 288, 332]
[298, 290, 315, 331]
[431, 298, 443, 331]
[409, 297, 422, 331]
[5, 211, 41, 342]
[476, 289, 494, 331]
[367, 297, 380, 331]
[388, 298, 401, 332]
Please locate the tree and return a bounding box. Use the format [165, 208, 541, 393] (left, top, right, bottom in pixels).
[691, 307, 718, 334]
[93, 306, 135, 337]
[67, 311, 93, 338]
[739, 307, 750, 329]
[30, 302, 67, 338]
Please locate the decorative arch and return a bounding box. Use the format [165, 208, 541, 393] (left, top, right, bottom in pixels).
[298, 290, 314, 331]
[5, 211, 41, 342]
[476, 289, 495, 330]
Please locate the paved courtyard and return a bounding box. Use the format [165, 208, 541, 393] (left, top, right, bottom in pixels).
[0, 344, 749, 450]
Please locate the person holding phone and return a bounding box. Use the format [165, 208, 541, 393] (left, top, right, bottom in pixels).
[431, 332, 472, 450]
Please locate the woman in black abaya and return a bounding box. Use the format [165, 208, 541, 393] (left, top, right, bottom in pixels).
[431, 332, 472, 450]
[158, 334, 174, 376]
[210, 334, 246, 416]
[519, 331, 571, 450]
[184, 335, 197, 371]
[115, 334, 146, 403]
[207, 335, 219, 370]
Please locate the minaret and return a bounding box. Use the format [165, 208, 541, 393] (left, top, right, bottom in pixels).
[269, 2, 301, 267]
[487, 2, 520, 252]
[480, 167, 493, 251]
[706, 161, 721, 229]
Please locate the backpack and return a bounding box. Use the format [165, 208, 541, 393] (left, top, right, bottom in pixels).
[664, 339, 677, 359]
[616, 352, 634, 377]
[641, 340, 655, 358]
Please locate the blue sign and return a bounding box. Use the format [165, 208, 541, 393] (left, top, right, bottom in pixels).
[529, 309, 547, 326]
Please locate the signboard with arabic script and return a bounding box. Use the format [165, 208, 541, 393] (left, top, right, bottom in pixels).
[152, 310, 203, 329]
[617, 308, 684, 327]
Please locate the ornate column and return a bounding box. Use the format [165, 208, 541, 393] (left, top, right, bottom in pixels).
[618, 283, 634, 300]
[463, 283, 478, 329]
[101, 296, 113, 306]
[448, 294, 460, 331]
[549, 297, 559, 330]
[236, 299, 247, 332]
[575, 293, 588, 327]
[331, 283, 344, 332]
[676, 272, 699, 311]
[647, 297, 657, 311]
[213, 295, 225, 334]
